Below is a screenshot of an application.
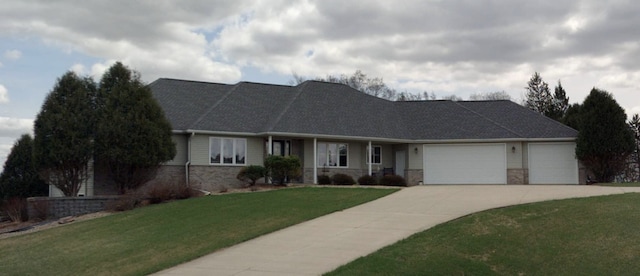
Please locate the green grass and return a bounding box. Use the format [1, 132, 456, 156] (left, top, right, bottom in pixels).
[0, 187, 397, 276]
[327, 193, 640, 276]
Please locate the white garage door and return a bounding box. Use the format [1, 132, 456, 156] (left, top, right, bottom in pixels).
[529, 142, 578, 184]
[424, 144, 507, 184]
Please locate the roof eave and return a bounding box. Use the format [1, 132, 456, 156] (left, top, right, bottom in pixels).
[174, 129, 576, 143]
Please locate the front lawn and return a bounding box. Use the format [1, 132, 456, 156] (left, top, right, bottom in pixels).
[0, 187, 397, 276]
[327, 193, 640, 275]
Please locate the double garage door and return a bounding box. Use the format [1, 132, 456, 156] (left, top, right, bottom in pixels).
[423, 143, 578, 184]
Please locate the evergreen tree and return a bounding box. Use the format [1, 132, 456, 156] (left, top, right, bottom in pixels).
[562, 103, 582, 130]
[628, 114, 640, 181]
[95, 62, 176, 193]
[0, 134, 48, 199]
[524, 72, 553, 115]
[546, 81, 570, 121]
[33, 72, 96, 196]
[575, 88, 635, 182]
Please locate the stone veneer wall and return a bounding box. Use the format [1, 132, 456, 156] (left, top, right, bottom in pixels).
[507, 169, 528, 184]
[27, 196, 120, 219]
[154, 165, 186, 186]
[189, 165, 245, 191]
[405, 169, 423, 186]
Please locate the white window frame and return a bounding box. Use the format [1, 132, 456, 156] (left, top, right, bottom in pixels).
[366, 145, 382, 165]
[209, 137, 247, 165]
[317, 142, 348, 168]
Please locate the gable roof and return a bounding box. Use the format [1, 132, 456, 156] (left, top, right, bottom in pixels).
[150, 78, 578, 141]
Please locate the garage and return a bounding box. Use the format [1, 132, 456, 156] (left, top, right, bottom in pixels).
[424, 144, 507, 184]
[529, 142, 579, 184]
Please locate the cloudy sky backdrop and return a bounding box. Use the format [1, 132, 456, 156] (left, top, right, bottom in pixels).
[1, 0, 639, 167]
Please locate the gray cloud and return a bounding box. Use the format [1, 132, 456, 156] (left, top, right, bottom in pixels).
[0, 0, 638, 110]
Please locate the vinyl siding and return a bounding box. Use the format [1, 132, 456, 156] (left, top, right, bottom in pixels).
[407, 143, 423, 169]
[166, 134, 188, 165]
[506, 142, 523, 169]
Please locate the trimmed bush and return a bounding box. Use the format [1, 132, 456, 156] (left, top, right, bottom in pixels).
[264, 155, 302, 185]
[358, 175, 378, 185]
[332, 173, 356, 185]
[379, 175, 407, 186]
[237, 165, 267, 186]
[317, 175, 332, 185]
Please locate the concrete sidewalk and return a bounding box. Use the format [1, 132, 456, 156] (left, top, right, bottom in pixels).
[155, 185, 640, 276]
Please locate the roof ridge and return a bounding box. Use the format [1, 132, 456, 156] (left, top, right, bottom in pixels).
[188, 83, 241, 129]
[454, 101, 524, 138]
[237, 81, 293, 88]
[266, 81, 309, 132]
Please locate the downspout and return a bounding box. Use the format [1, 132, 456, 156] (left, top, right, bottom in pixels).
[185, 132, 195, 187]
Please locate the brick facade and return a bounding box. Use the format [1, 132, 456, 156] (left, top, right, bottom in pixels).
[507, 169, 528, 184]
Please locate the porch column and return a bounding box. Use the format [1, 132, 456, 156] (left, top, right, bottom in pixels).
[368, 140, 372, 176]
[267, 135, 273, 184]
[313, 138, 318, 184]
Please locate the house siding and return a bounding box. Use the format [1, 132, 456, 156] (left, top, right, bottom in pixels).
[506, 142, 523, 169]
[166, 134, 188, 166]
[407, 143, 423, 170]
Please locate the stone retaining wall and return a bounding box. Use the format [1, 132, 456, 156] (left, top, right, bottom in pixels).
[27, 196, 120, 220]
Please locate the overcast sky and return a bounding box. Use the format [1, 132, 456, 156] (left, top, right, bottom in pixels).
[1, 0, 639, 167]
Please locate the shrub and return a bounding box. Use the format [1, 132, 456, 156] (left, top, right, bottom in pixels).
[106, 195, 139, 212]
[236, 165, 267, 186]
[379, 175, 407, 187]
[144, 181, 194, 204]
[317, 175, 332, 185]
[332, 173, 356, 185]
[264, 155, 302, 185]
[358, 175, 378, 185]
[2, 197, 28, 222]
[30, 199, 50, 221]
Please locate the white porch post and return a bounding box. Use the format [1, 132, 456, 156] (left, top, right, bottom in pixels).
[267, 135, 273, 184]
[313, 138, 318, 184]
[368, 140, 372, 176]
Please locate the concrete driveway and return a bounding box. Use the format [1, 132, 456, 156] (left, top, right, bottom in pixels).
[155, 185, 640, 276]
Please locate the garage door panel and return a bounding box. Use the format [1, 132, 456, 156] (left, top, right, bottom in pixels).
[424, 144, 506, 184]
[529, 143, 578, 184]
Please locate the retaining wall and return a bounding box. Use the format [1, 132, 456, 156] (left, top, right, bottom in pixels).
[27, 196, 120, 220]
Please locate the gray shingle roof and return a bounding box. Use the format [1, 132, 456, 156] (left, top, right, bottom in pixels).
[149, 78, 578, 140]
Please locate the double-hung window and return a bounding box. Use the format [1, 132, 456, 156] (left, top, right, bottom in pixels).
[317, 142, 348, 167]
[367, 145, 382, 164]
[210, 137, 246, 165]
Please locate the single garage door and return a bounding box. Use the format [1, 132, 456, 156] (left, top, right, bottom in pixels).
[529, 142, 578, 184]
[424, 144, 507, 184]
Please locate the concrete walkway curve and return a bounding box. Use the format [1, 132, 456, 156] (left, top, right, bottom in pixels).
[155, 185, 640, 276]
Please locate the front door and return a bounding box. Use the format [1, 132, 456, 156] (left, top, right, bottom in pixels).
[271, 140, 290, 156]
[395, 151, 406, 178]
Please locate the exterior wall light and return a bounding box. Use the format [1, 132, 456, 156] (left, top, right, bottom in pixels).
[414, 147, 419, 154]
[512, 146, 516, 153]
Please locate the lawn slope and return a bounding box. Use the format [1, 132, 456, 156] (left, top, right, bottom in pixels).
[0, 187, 397, 276]
[328, 193, 640, 275]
